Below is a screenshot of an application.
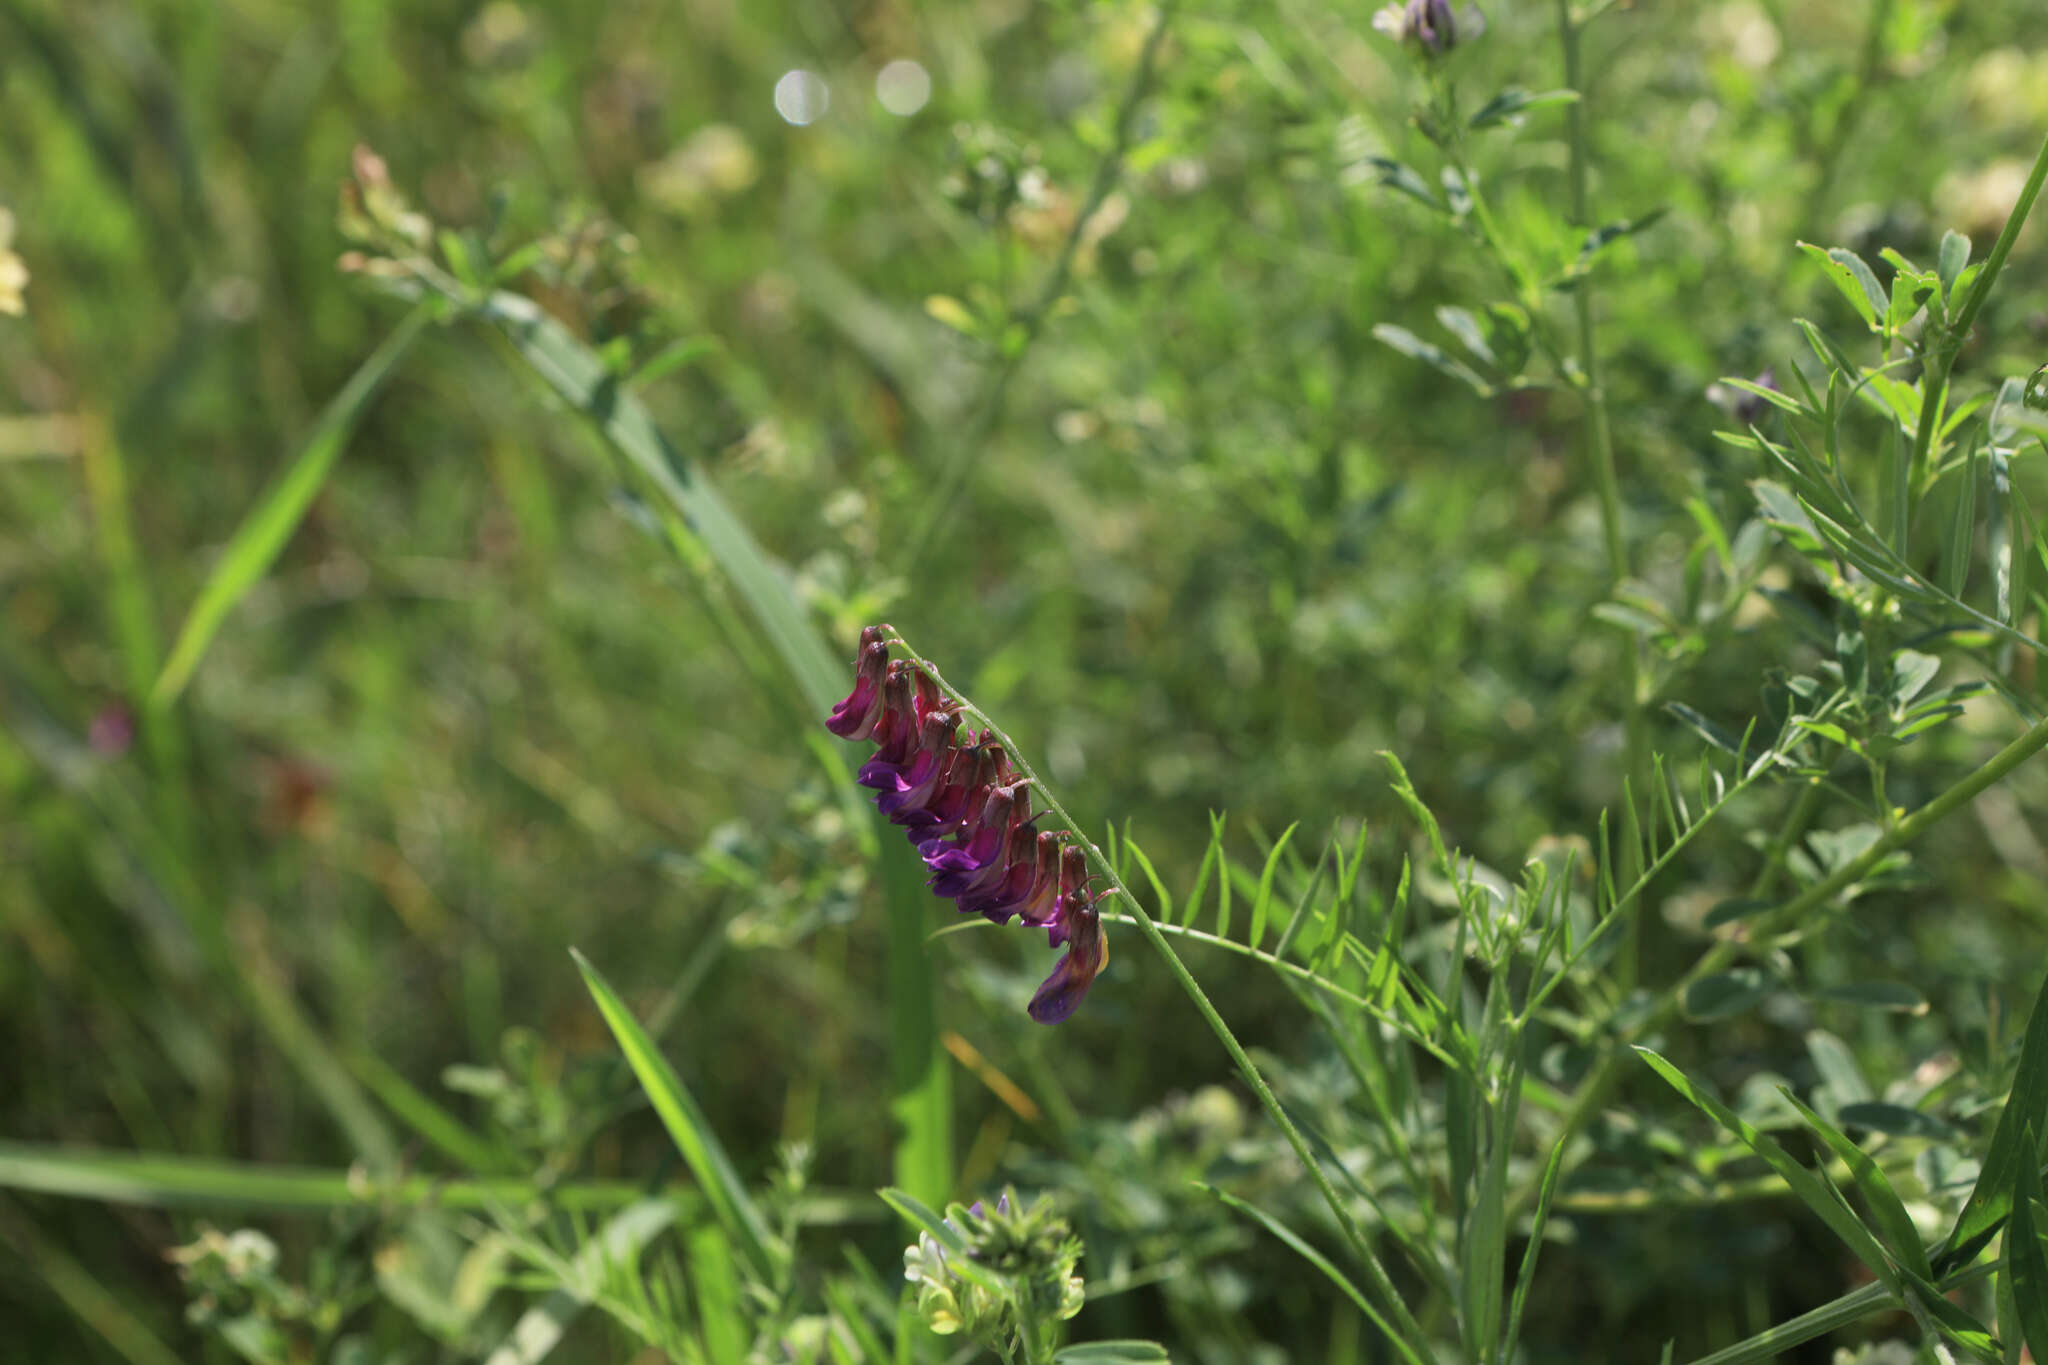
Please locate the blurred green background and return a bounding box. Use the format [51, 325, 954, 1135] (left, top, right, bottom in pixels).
[4, 0, 2047, 1359]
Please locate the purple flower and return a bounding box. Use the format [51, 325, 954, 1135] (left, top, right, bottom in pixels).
[826, 627, 891, 738]
[1372, 0, 1482, 55]
[1028, 846, 1108, 1025]
[827, 627, 1110, 1023]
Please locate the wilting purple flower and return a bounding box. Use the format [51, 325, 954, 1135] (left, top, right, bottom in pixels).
[826, 627, 891, 739]
[827, 628, 1110, 1023]
[1028, 846, 1109, 1025]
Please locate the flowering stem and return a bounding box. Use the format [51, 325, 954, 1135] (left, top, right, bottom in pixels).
[883, 632, 1437, 1365]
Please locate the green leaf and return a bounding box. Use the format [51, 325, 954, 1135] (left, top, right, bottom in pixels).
[1575, 209, 1668, 268]
[1184, 812, 1223, 929]
[1718, 376, 1807, 417]
[1797, 243, 1886, 330]
[1371, 324, 1491, 394]
[571, 949, 783, 1281]
[1365, 157, 1441, 211]
[1124, 836, 1174, 925]
[1248, 822, 1299, 951]
[1635, 1048, 1901, 1291]
[479, 292, 844, 714]
[1778, 1089, 1932, 1281]
[1435, 305, 1495, 367]
[1053, 1344, 1172, 1363]
[1466, 87, 1580, 129]
[1811, 982, 1927, 1013]
[627, 335, 719, 390]
[1703, 898, 1773, 929]
[1683, 969, 1775, 1021]
[1940, 968, 2048, 1270]
[152, 305, 432, 707]
[1937, 230, 1971, 300]
[1836, 1102, 1954, 1139]
[1666, 702, 1744, 756]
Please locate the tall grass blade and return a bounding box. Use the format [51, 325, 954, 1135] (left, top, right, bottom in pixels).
[1199, 1184, 1425, 1365]
[1635, 1048, 1898, 1292]
[0, 1140, 641, 1211]
[2007, 1130, 2048, 1363]
[477, 291, 840, 710]
[1941, 966, 2048, 1269]
[152, 304, 432, 708]
[482, 1199, 678, 1365]
[571, 949, 783, 1280]
[486, 291, 948, 1206]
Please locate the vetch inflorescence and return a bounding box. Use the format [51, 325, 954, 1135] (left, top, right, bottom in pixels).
[827, 626, 1107, 1023]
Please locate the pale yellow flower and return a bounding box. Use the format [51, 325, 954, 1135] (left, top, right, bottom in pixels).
[0, 208, 27, 316]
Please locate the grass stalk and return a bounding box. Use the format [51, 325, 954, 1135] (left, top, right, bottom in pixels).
[1556, 0, 1649, 912]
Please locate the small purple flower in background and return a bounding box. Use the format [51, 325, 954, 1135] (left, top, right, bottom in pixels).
[1707, 366, 1778, 426]
[89, 703, 135, 758]
[1372, 0, 1483, 55]
[827, 627, 1109, 1023]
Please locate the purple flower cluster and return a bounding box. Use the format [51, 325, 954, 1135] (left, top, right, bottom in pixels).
[827, 626, 1108, 1024]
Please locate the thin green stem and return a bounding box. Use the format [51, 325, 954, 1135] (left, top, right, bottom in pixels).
[1950, 124, 2048, 344]
[885, 633, 1438, 1365]
[1556, 0, 1649, 909]
[901, 2, 1175, 574]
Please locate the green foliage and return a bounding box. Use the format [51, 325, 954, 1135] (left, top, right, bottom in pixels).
[9, 0, 2048, 1361]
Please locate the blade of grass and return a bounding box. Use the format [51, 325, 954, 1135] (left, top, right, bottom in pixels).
[1635, 1048, 1899, 1292]
[1199, 1185, 1422, 1365]
[481, 290, 951, 1205]
[1942, 966, 2048, 1269]
[2008, 1131, 2048, 1362]
[152, 302, 432, 708]
[0, 1197, 183, 1365]
[571, 948, 783, 1281]
[347, 1048, 517, 1175]
[481, 1199, 678, 1365]
[0, 1141, 641, 1211]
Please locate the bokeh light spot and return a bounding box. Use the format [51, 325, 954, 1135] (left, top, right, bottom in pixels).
[774, 69, 830, 126]
[875, 59, 931, 116]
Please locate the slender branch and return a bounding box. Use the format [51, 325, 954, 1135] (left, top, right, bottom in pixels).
[901, 2, 1176, 573]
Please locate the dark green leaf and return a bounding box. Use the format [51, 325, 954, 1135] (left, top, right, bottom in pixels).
[1366, 157, 1441, 211]
[1467, 87, 1580, 129]
[1683, 969, 1775, 1021]
[1813, 983, 1927, 1013]
[1837, 1102, 1954, 1139]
